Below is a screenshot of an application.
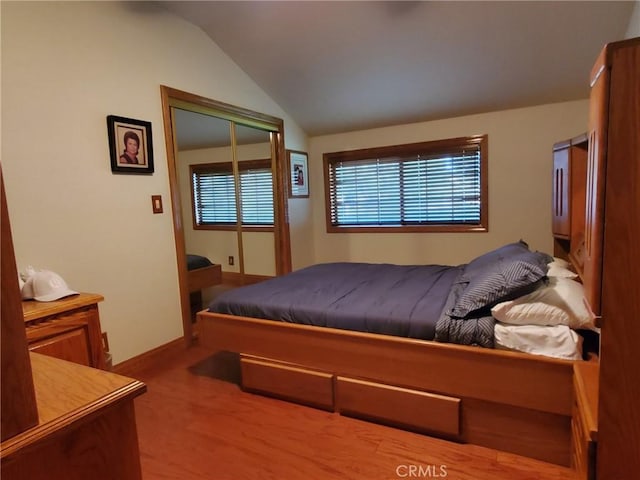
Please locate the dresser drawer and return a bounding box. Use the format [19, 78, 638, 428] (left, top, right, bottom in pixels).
[29, 328, 92, 367]
[23, 294, 106, 369]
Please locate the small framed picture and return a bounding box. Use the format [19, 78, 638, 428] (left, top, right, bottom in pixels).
[287, 150, 309, 198]
[107, 115, 154, 174]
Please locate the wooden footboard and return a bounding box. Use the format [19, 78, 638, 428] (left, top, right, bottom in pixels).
[187, 264, 222, 293]
[198, 311, 574, 465]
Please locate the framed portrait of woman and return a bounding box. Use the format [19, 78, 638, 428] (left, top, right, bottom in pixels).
[107, 115, 154, 174]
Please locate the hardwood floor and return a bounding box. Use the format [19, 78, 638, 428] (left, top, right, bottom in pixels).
[133, 345, 575, 480]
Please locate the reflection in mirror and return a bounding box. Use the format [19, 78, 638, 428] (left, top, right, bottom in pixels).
[173, 108, 237, 310]
[173, 109, 278, 306]
[235, 123, 275, 277]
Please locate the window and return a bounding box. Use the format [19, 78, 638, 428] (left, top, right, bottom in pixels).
[191, 159, 274, 230]
[324, 135, 487, 233]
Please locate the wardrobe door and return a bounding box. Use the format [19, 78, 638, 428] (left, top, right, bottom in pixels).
[568, 139, 587, 274]
[596, 38, 640, 480]
[583, 53, 609, 317]
[552, 142, 570, 238]
[235, 124, 276, 279]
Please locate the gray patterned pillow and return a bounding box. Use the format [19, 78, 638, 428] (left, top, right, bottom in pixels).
[464, 240, 531, 279]
[450, 252, 549, 319]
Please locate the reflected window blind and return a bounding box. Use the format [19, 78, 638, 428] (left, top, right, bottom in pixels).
[192, 159, 273, 226]
[328, 146, 481, 227]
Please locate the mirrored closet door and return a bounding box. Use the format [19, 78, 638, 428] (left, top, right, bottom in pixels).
[234, 123, 276, 278]
[161, 86, 290, 342]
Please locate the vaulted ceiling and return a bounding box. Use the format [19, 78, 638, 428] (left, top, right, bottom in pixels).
[163, 1, 635, 136]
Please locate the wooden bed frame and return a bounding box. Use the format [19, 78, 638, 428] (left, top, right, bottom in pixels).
[187, 264, 222, 293]
[187, 264, 222, 323]
[198, 310, 575, 466]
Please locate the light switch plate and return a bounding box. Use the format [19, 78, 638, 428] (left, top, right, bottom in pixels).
[151, 195, 163, 214]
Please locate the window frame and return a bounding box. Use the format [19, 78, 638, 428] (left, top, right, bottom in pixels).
[190, 158, 274, 232]
[323, 135, 488, 233]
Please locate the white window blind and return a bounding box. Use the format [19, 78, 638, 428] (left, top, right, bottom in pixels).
[325, 135, 487, 230]
[191, 160, 273, 227]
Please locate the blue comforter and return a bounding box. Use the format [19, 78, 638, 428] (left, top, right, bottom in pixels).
[209, 262, 463, 342]
[208, 243, 554, 348]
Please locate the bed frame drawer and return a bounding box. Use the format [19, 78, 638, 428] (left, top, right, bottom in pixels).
[335, 376, 461, 438]
[240, 356, 334, 411]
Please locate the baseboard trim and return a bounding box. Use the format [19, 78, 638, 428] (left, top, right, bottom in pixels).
[113, 337, 187, 377]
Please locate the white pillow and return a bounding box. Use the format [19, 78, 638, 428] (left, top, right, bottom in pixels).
[491, 277, 596, 330]
[547, 263, 578, 279]
[550, 257, 570, 268]
[494, 323, 583, 360]
[547, 257, 578, 278]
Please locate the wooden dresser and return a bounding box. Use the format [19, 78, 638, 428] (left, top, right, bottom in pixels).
[0, 353, 146, 480]
[23, 293, 106, 370]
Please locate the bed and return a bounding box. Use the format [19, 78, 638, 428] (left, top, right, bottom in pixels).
[186, 254, 222, 321]
[197, 241, 586, 466]
[186, 254, 222, 293]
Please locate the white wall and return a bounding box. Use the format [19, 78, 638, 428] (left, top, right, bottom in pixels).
[1, 1, 307, 363]
[287, 171, 315, 270]
[308, 100, 590, 266]
[626, 0, 640, 37]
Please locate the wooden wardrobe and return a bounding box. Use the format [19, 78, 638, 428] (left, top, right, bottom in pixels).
[584, 37, 640, 480]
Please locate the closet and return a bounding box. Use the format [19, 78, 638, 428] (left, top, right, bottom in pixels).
[160, 86, 291, 342]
